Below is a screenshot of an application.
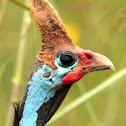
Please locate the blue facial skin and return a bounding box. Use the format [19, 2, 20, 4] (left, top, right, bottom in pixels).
[19, 53, 79, 126]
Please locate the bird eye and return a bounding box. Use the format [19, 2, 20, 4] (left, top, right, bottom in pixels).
[60, 54, 75, 67]
[55, 49, 78, 68]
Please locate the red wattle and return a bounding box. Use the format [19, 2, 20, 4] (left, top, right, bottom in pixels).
[62, 69, 84, 84]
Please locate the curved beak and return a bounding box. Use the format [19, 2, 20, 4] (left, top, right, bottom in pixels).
[89, 52, 115, 72]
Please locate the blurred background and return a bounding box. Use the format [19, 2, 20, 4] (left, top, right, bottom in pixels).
[0, 0, 126, 126]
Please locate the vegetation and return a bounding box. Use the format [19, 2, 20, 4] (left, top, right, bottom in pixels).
[0, 0, 126, 126]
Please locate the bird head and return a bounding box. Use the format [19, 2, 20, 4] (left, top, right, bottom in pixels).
[30, 0, 115, 86]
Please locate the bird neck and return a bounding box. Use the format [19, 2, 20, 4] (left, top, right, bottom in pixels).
[13, 60, 73, 126]
[19, 60, 63, 126]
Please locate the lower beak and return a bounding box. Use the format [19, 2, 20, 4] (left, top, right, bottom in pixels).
[89, 52, 115, 72]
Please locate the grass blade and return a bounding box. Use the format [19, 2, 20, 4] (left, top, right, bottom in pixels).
[0, 62, 8, 79]
[103, 88, 120, 126]
[5, 1, 31, 125]
[9, 0, 30, 11]
[0, 0, 8, 24]
[76, 82, 99, 126]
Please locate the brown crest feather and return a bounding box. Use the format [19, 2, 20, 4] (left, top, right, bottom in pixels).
[30, 0, 76, 69]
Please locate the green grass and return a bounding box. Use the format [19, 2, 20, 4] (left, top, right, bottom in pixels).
[0, 0, 126, 126]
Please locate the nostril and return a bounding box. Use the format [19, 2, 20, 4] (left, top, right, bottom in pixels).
[83, 50, 94, 60]
[85, 54, 92, 60]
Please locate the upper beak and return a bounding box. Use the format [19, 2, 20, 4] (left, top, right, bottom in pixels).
[89, 52, 115, 72]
